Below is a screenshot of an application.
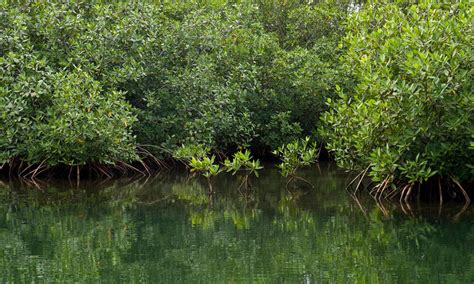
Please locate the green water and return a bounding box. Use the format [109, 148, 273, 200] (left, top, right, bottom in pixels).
[0, 163, 473, 283]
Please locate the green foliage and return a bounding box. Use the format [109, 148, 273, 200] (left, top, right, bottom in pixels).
[189, 155, 221, 179]
[255, 0, 353, 49]
[273, 137, 318, 178]
[0, 2, 141, 166]
[0, 59, 137, 166]
[29, 71, 137, 166]
[133, 1, 349, 152]
[1, 0, 349, 170]
[223, 150, 263, 177]
[173, 144, 210, 161]
[173, 144, 221, 179]
[320, 0, 473, 184]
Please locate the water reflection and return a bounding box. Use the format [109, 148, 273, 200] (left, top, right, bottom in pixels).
[0, 164, 472, 282]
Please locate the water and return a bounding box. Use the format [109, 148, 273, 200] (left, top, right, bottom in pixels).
[0, 163, 473, 283]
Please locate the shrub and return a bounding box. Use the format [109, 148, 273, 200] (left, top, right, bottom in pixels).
[173, 144, 221, 194]
[0, 2, 143, 168]
[224, 150, 263, 177]
[27, 71, 138, 166]
[0, 67, 137, 166]
[321, 1, 473, 189]
[138, 4, 277, 151]
[273, 137, 318, 188]
[137, 1, 350, 153]
[1, 0, 351, 171]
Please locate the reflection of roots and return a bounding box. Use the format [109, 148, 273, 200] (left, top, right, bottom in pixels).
[347, 170, 471, 220]
[238, 175, 251, 193]
[347, 171, 471, 207]
[352, 190, 471, 221]
[286, 176, 314, 190]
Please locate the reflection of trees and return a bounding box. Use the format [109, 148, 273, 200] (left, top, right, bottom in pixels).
[0, 167, 472, 282]
[0, 186, 142, 282]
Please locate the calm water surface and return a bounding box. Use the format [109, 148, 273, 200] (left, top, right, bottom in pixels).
[0, 163, 473, 283]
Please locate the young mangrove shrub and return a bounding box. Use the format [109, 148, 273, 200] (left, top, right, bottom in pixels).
[224, 150, 263, 191]
[320, 0, 473, 201]
[273, 137, 318, 188]
[173, 144, 221, 194]
[189, 155, 222, 194]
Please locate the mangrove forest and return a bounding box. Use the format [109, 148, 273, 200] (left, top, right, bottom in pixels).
[0, 0, 473, 282]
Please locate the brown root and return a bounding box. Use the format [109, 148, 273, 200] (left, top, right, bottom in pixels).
[404, 184, 414, 202]
[118, 161, 146, 176]
[345, 165, 370, 194]
[449, 174, 470, 205]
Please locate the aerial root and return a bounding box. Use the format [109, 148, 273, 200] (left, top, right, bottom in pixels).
[404, 184, 414, 202]
[19, 163, 36, 178]
[449, 174, 470, 205]
[399, 184, 411, 203]
[376, 177, 391, 201]
[346, 165, 370, 194]
[94, 164, 113, 178]
[354, 166, 370, 195]
[136, 158, 152, 176]
[137, 146, 169, 169]
[24, 160, 47, 180]
[118, 161, 146, 177]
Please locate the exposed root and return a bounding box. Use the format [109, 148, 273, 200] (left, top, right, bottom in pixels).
[20, 160, 48, 180]
[30, 160, 47, 179]
[449, 174, 470, 205]
[94, 164, 113, 179]
[31, 165, 49, 180]
[117, 161, 146, 177]
[404, 184, 414, 202]
[374, 177, 390, 201]
[399, 184, 413, 203]
[137, 146, 169, 169]
[345, 166, 370, 193]
[354, 166, 370, 195]
[207, 177, 214, 195]
[138, 159, 152, 176]
[19, 163, 36, 178]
